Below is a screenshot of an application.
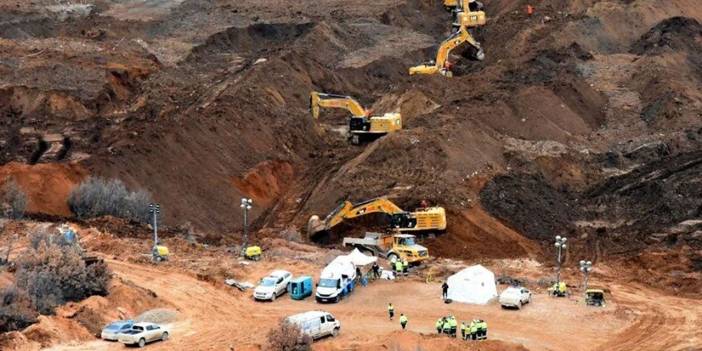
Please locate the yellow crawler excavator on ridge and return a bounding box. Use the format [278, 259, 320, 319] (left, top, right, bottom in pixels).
[307, 197, 446, 240]
[409, 10, 486, 77]
[310, 91, 402, 144]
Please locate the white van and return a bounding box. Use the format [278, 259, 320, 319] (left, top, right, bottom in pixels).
[315, 256, 356, 303]
[286, 311, 341, 340]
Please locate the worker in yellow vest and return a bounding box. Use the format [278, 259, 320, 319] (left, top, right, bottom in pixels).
[399, 314, 408, 330]
[469, 319, 478, 340]
[476, 319, 488, 340]
[461, 321, 468, 340]
[442, 317, 451, 335]
[402, 259, 409, 276]
[435, 318, 444, 334]
[448, 315, 458, 338]
[394, 260, 403, 276]
[387, 303, 395, 320]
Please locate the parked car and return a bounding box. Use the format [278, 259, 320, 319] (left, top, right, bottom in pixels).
[289, 276, 314, 300]
[117, 322, 169, 348]
[287, 311, 341, 340]
[499, 286, 532, 309]
[253, 270, 292, 301]
[100, 320, 133, 341]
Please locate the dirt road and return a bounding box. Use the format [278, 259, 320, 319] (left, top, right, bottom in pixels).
[46, 258, 700, 351]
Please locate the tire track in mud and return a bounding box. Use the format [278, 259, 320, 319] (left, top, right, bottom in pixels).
[595, 284, 702, 351]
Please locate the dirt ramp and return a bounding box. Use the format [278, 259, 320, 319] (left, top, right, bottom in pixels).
[0, 162, 87, 216]
[427, 207, 540, 260]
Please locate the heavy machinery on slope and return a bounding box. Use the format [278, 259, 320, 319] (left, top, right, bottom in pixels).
[409, 10, 486, 77]
[310, 91, 402, 144]
[343, 232, 430, 265]
[443, 0, 484, 14]
[307, 197, 446, 240]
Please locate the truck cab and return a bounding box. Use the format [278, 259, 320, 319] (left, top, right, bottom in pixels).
[343, 233, 429, 264]
[386, 234, 429, 264]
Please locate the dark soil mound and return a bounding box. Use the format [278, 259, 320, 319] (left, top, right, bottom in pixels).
[631, 17, 702, 55]
[480, 173, 579, 241]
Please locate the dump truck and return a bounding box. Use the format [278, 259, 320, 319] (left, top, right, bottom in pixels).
[343, 232, 429, 265]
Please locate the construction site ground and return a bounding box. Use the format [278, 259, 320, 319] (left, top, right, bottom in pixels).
[0, 227, 699, 351]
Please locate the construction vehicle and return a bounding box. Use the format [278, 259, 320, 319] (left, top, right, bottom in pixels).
[409, 10, 486, 77]
[585, 289, 606, 307]
[343, 232, 429, 265]
[443, 0, 484, 13]
[549, 281, 568, 297]
[244, 246, 262, 261]
[307, 197, 446, 240]
[152, 245, 169, 262]
[58, 224, 102, 265]
[310, 91, 402, 145]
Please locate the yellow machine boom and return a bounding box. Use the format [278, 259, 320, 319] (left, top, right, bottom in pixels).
[307, 197, 447, 239]
[409, 10, 486, 77]
[309, 91, 402, 144]
[310, 91, 368, 119]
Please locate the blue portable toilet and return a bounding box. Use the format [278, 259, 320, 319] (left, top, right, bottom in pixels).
[288, 276, 313, 300]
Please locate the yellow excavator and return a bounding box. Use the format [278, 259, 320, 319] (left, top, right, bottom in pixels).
[443, 0, 483, 13]
[307, 197, 446, 239]
[409, 10, 486, 77]
[310, 91, 402, 145]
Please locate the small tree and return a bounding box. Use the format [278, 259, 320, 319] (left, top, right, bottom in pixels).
[0, 286, 38, 332]
[68, 177, 151, 223]
[15, 230, 111, 314]
[0, 180, 27, 220]
[266, 319, 312, 351]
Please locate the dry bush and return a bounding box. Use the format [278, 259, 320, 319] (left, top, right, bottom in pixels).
[0, 180, 27, 219]
[15, 230, 111, 314]
[266, 319, 312, 351]
[0, 286, 38, 332]
[68, 177, 152, 223]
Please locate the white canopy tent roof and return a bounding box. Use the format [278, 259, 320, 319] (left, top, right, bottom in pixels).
[345, 248, 378, 266]
[446, 265, 497, 304]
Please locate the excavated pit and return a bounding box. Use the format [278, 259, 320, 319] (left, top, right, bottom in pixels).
[0, 1, 700, 265]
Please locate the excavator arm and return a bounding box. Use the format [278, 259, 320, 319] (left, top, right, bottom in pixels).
[310, 91, 368, 119]
[409, 11, 486, 77]
[308, 197, 405, 237]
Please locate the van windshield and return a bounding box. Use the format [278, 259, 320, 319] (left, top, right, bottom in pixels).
[318, 278, 338, 288]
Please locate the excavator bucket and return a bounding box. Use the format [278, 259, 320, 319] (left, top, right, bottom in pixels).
[307, 215, 326, 238]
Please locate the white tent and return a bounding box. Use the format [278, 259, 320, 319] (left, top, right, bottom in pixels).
[446, 265, 497, 304]
[345, 248, 378, 267]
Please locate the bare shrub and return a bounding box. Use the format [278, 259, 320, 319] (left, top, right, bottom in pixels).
[15, 230, 110, 314]
[68, 177, 151, 223]
[0, 286, 38, 332]
[0, 180, 27, 219]
[266, 319, 312, 351]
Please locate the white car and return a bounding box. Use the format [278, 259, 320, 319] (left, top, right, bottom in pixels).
[253, 270, 292, 301]
[100, 320, 133, 341]
[117, 322, 169, 348]
[287, 311, 341, 340]
[499, 286, 532, 309]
